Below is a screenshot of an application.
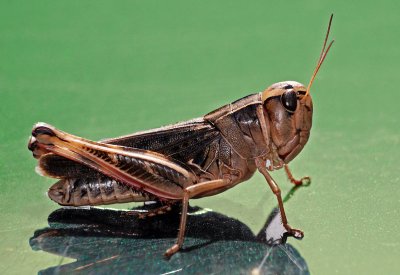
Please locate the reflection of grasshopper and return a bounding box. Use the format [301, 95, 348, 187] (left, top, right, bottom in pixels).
[30, 194, 309, 274]
[28, 15, 333, 257]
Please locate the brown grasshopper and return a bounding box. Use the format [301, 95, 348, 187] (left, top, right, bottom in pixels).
[28, 15, 334, 257]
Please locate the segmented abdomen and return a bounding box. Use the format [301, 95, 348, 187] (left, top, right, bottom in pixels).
[48, 176, 154, 206]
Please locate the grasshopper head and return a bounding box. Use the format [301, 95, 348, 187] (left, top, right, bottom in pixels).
[260, 14, 334, 164]
[261, 81, 313, 163]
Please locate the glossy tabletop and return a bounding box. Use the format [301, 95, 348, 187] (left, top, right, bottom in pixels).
[1, 1, 399, 274]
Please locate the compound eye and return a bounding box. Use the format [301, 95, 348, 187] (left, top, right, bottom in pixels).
[280, 90, 297, 112]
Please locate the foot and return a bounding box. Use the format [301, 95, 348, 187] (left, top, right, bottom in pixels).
[283, 222, 304, 239]
[287, 228, 304, 239]
[283, 164, 311, 186]
[164, 244, 180, 258]
[291, 176, 311, 186]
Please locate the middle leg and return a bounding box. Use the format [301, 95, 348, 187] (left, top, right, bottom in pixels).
[256, 159, 304, 239]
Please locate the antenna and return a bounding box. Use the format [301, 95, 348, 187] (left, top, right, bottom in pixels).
[304, 14, 335, 98]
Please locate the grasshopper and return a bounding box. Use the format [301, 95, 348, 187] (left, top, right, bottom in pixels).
[28, 15, 334, 257]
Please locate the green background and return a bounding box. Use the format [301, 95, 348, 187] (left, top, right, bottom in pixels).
[1, 0, 399, 274]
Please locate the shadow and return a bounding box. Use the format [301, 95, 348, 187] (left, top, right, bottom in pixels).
[30, 187, 310, 274]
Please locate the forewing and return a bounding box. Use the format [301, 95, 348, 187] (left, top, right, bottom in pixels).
[34, 118, 220, 178]
[102, 117, 220, 163]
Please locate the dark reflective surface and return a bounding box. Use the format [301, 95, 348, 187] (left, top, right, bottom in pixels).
[30, 195, 309, 274]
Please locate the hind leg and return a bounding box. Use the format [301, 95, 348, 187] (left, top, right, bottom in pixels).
[122, 203, 175, 219]
[165, 179, 230, 258]
[28, 136, 51, 159]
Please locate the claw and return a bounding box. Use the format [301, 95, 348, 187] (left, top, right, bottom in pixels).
[289, 228, 304, 239]
[300, 176, 311, 186]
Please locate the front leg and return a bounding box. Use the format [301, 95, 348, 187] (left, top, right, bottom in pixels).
[283, 164, 311, 186]
[256, 158, 304, 239]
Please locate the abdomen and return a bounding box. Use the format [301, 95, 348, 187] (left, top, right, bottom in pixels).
[48, 176, 154, 206]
